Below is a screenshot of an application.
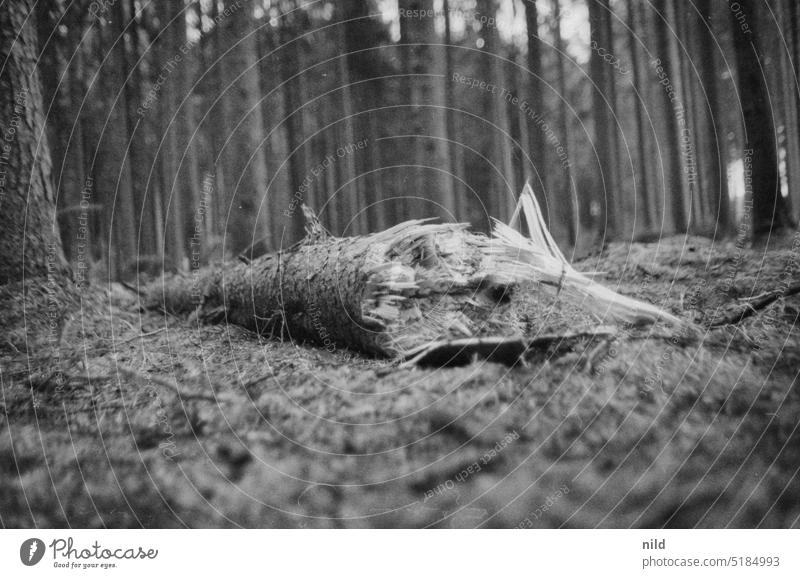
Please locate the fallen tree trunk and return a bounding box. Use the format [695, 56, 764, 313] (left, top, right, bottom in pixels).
[150, 208, 523, 357]
[149, 188, 686, 360]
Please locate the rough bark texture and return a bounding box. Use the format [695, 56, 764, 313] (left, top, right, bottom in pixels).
[731, 0, 793, 236]
[551, 0, 577, 246]
[588, 0, 621, 237]
[0, 0, 68, 284]
[626, 0, 654, 232]
[652, 0, 686, 233]
[151, 211, 521, 357]
[523, 0, 550, 220]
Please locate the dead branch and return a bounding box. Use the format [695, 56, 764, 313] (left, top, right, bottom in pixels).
[709, 281, 800, 327]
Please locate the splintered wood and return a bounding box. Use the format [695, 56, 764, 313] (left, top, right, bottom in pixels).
[150, 186, 684, 365]
[152, 213, 523, 358]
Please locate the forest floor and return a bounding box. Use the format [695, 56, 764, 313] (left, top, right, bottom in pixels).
[2, 233, 799, 528]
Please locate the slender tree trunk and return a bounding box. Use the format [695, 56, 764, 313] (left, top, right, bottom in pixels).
[551, 0, 576, 245]
[95, 3, 138, 279]
[626, 0, 654, 232]
[696, 0, 732, 237]
[279, 24, 312, 241]
[0, 0, 69, 284]
[443, 0, 464, 220]
[522, 0, 550, 221]
[258, 29, 295, 248]
[651, 0, 686, 233]
[220, 0, 271, 256]
[664, 0, 694, 232]
[155, 0, 188, 271]
[778, 0, 800, 223]
[205, 0, 227, 244]
[341, 0, 387, 230]
[335, 23, 363, 235]
[122, 0, 158, 259]
[398, 0, 455, 221]
[480, 0, 516, 222]
[731, 0, 793, 236]
[588, 0, 620, 237]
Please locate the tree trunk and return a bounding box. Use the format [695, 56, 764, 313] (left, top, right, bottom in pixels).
[92, 3, 139, 279]
[695, 0, 732, 236]
[522, 0, 550, 222]
[588, 0, 620, 237]
[220, 0, 271, 255]
[258, 28, 295, 249]
[0, 0, 68, 284]
[652, 0, 687, 233]
[626, 0, 654, 233]
[155, 0, 188, 271]
[551, 0, 577, 246]
[731, 0, 793, 236]
[778, 0, 800, 224]
[443, 0, 464, 220]
[340, 0, 387, 231]
[398, 0, 455, 221]
[152, 212, 521, 357]
[480, 0, 516, 222]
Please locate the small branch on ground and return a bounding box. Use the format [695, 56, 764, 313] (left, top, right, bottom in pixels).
[709, 281, 800, 327]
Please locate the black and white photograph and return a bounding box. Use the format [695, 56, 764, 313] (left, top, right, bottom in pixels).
[1, 0, 799, 573]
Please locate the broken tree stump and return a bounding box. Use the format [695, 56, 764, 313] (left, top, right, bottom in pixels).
[149, 209, 523, 357]
[149, 188, 686, 362]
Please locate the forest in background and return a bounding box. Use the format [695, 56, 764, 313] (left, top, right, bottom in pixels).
[20, 0, 800, 281]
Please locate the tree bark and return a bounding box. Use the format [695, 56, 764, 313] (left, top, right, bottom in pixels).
[695, 0, 732, 236]
[588, 0, 621, 237]
[522, 0, 550, 222]
[625, 0, 654, 233]
[550, 0, 577, 246]
[651, 0, 687, 233]
[398, 0, 455, 221]
[479, 0, 516, 222]
[219, 0, 271, 255]
[443, 0, 464, 221]
[0, 0, 69, 284]
[731, 0, 793, 236]
[151, 211, 521, 357]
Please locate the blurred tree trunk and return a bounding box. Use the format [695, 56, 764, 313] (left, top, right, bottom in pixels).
[664, 0, 693, 232]
[695, 0, 732, 236]
[0, 0, 69, 284]
[625, 0, 654, 233]
[341, 0, 387, 230]
[443, 0, 464, 220]
[125, 0, 160, 260]
[334, 22, 364, 235]
[522, 0, 550, 222]
[277, 22, 310, 242]
[220, 0, 271, 256]
[398, 0, 455, 221]
[550, 0, 576, 245]
[731, 0, 793, 236]
[588, 0, 620, 237]
[651, 0, 686, 233]
[35, 2, 85, 262]
[258, 26, 295, 248]
[156, 0, 188, 271]
[673, 2, 703, 232]
[95, 2, 138, 279]
[478, 0, 516, 222]
[778, 0, 800, 224]
[204, 0, 227, 242]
